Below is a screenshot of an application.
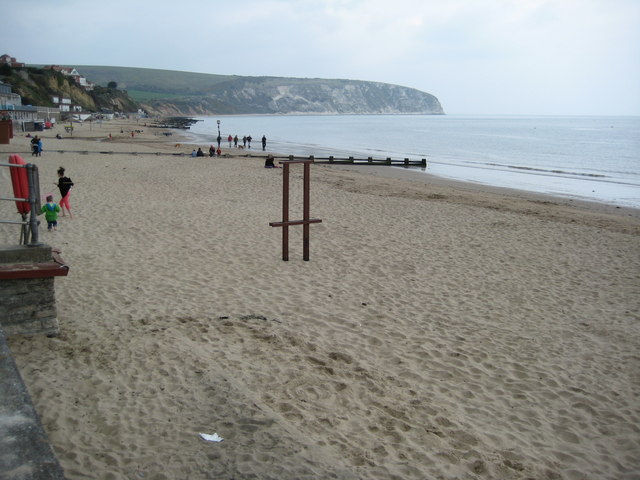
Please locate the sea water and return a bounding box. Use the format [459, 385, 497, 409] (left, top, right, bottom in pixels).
[186, 115, 640, 208]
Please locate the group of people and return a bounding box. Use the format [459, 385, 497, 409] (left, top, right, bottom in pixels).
[39, 167, 74, 232]
[215, 134, 267, 151]
[30, 135, 43, 156]
[193, 133, 268, 157]
[191, 146, 223, 157]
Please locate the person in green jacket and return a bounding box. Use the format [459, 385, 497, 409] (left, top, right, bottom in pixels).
[40, 195, 61, 231]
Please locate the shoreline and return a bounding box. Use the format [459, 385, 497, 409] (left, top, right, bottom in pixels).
[184, 114, 640, 211]
[327, 163, 640, 222]
[93, 117, 640, 217]
[99, 118, 640, 221]
[1, 118, 639, 479]
[4, 117, 638, 228]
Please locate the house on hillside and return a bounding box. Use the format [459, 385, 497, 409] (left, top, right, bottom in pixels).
[51, 95, 73, 112]
[0, 54, 25, 68]
[45, 65, 94, 91]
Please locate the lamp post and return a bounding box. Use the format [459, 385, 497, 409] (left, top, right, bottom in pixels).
[217, 119, 220, 137]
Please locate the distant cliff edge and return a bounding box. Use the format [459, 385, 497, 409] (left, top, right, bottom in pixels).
[75, 66, 445, 116]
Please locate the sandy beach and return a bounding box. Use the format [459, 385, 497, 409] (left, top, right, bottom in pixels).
[1, 118, 639, 480]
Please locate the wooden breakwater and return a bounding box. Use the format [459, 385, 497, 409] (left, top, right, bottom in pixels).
[148, 117, 201, 130]
[272, 155, 427, 167]
[3, 149, 428, 167]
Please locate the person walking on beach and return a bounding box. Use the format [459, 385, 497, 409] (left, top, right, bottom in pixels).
[39, 195, 60, 231]
[31, 136, 39, 156]
[261, 135, 267, 151]
[242, 136, 247, 148]
[56, 167, 74, 218]
[247, 135, 252, 149]
[233, 135, 238, 148]
[228, 134, 233, 148]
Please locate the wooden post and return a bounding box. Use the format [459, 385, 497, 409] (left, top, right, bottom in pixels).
[282, 162, 290, 261]
[269, 159, 322, 261]
[303, 162, 311, 260]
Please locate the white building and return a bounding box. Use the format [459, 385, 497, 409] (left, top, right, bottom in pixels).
[51, 96, 73, 112]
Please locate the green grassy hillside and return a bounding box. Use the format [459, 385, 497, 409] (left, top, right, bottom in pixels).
[74, 66, 237, 98]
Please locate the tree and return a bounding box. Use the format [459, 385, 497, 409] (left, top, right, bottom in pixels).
[107, 81, 118, 89]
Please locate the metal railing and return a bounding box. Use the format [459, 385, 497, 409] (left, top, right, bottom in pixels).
[0, 161, 42, 246]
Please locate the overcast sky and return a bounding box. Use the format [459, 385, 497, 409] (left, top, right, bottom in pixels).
[3, 0, 639, 115]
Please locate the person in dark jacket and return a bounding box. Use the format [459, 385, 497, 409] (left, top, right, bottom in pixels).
[56, 166, 74, 218]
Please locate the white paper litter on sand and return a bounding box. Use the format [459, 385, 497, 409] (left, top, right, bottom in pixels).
[199, 432, 224, 442]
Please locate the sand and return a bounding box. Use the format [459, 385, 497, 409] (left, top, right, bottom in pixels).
[1, 119, 639, 480]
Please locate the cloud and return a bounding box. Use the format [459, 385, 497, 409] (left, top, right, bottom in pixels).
[2, 0, 638, 113]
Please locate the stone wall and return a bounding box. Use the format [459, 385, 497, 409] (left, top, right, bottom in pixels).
[0, 245, 67, 337]
[1, 276, 59, 336]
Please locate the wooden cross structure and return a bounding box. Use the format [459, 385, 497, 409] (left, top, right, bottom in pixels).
[269, 158, 322, 261]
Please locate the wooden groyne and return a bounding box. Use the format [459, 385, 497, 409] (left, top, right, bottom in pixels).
[272, 155, 427, 168]
[3, 149, 428, 167]
[148, 117, 201, 130]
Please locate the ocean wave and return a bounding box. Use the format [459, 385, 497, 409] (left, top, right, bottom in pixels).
[487, 163, 606, 178]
